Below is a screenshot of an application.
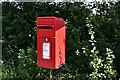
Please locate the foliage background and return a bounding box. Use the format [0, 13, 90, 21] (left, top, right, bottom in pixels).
[2, 1, 120, 79]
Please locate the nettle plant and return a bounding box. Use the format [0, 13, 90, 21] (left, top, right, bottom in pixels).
[84, 16, 117, 79]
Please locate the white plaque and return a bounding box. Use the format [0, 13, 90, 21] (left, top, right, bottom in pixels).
[43, 43, 50, 59]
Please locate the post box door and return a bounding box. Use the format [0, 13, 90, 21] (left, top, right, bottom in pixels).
[37, 28, 55, 69]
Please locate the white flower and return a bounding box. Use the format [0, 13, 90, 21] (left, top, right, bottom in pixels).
[91, 34, 94, 40]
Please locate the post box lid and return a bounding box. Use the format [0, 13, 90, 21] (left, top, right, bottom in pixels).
[36, 16, 65, 29]
[36, 16, 55, 28]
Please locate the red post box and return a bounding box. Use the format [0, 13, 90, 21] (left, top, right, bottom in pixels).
[36, 16, 66, 69]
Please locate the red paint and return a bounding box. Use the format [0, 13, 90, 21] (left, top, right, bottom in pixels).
[36, 16, 66, 69]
